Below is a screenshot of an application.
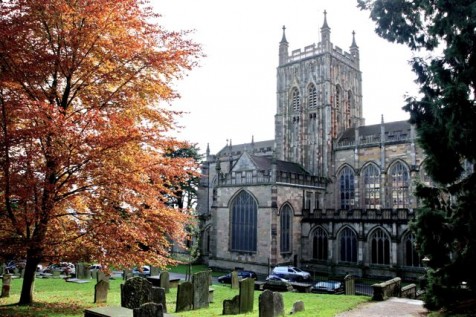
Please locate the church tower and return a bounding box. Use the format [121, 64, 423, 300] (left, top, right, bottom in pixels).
[275, 11, 363, 177]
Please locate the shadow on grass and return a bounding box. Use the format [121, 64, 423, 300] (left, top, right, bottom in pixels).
[0, 301, 86, 317]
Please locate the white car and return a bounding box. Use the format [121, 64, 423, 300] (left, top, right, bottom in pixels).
[271, 266, 311, 282]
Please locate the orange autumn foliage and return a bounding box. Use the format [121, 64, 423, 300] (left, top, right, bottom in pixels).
[0, 0, 202, 304]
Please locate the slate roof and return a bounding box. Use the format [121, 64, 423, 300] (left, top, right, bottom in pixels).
[217, 139, 274, 157]
[338, 120, 411, 143]
[249, 154, 309, 175]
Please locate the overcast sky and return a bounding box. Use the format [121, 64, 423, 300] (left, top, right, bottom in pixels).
[151, 0, 418, 154]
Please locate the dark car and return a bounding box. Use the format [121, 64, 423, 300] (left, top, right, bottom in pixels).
[311, 280, 344, 294]
[217, 270, 257, 284]
[263, 274, 293, 292]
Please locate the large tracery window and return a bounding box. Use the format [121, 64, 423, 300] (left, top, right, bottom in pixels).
[405, 233, 421, 267]
[370, 228, 390, 265]
[389, 161, 410, 209]
[280, 205, 292, 254]
[339, 166, 355, 210]
[340, 227, 357, 263]
[308, 84, 317, 109]
[230, 191, 257, 252]
[292, 87, 300, 112]
[312, 227, 328, 260]
[363, 164, 380, 209]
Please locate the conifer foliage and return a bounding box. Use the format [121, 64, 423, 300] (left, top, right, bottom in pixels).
[0, 0, 201, 305]
[359, 0, 476, 312]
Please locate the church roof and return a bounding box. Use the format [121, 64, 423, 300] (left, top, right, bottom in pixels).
[338, 120, 412, 144]
[217, 139, 275, 157]
[249, 154, 309, 175]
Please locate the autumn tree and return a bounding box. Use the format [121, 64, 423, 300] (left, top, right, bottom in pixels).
[358, 0, 476, 312]
[0, 0, 202, 305]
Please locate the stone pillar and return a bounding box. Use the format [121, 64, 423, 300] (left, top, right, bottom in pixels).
[1, 274, 12, 298]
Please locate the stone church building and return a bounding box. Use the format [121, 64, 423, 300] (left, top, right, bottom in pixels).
[196, 12, 427, 280]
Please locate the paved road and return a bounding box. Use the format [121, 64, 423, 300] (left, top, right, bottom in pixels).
[335, 297, 428, 317]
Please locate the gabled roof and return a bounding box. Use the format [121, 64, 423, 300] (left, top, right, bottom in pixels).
[231, 152, 309, 175]
[217, 140, 275, 157]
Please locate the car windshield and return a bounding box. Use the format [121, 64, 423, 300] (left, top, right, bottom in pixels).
[293, 267, 303, 272]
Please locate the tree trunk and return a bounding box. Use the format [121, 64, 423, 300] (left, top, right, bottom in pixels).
[18, 254, 40, 305]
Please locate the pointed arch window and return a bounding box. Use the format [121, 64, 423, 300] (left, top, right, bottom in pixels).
[405, 233, 421, 267]
[363, 164, 380, 209]
[339, 166, 355, 210]
[389, 162, 410, 208]
[292, 88, 300, 112]
[308, 84, 317, 109]
[346, 90, 353, 129]
[230, 191, 257, 252]
[370, 228, 390, 265]
[340, 227, 357, 263]
[280, 205, 292, 253]
[312, 227, 328, 260]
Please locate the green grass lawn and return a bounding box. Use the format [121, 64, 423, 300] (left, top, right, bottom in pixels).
[0, 267, 370, 317]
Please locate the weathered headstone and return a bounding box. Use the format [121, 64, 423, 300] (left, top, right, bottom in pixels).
[192, 271, 209, 309]
[133, 302, 164, 317]
[124, 268, 133, 280]
[239, 278, 255, 313]
[175, 281, 193, 312]
[94, 280, 109, 303]
[121, 277, 154, 309]
[231, 270, 239, 289]
[290, 301, 305, 314]
[97, 271, 110, 283]
[150, 266, 160, 276]
[223, 295, 240, 315]
[345, 275, 355, 295]
[76, 263, 88, 280]
[259, 290, 285, 317]
[152, 286, 167, 313]
[1, 274, 12, 298]
[159, 271, 170, 293]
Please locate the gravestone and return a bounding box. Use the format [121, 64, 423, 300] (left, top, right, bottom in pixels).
[91, 269, 98, 281]
[290, 301, 305, 314]
[76, 263, 88, 280]
[259, 290, 285, 317]
[124, 268, 133, 280]
[133, 302, 164, 317]
[159, 271, 170, 293]
[97, 271, 110, 283]
[192, 271, 209, 309]
[239, 278, 255, 313]
[150, 266, 160, 276]
[1, 274, 12, 298]
[223, 295, 240, 315]
[121, 277, 152, 309]
[231, 270, 239, 289]
[153, 286, 167, 313]
[345, 275, 355, 295]
[175, 281, 193, 312]
[94, 280, 109, 303]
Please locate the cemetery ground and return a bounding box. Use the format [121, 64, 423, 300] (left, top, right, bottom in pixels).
[0, 265, 371, 317]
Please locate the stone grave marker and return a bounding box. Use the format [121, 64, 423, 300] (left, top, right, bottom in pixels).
[259, 289, 285, 317]
[231, 270, 239, 289]
[152, 286, 167, 313]
[1, 274, 12, 298]
[94, 279, 109, 303]
[150, 266, 160, 276]
[133, 302, 164, 317]
[239, 278, 255, 313]
[159, 271, 170, 293]
[290, 300, 305, 314]
[345, 275, 355, 295]
[175, 281, 193, 312]
[192, 271, 209, 309]
[121, 276, 156, 309]
[75, 263, 88, 280]
[124, 268, 133, 280]
[222, 295, 240, 315]
[97, 271, 110, 283]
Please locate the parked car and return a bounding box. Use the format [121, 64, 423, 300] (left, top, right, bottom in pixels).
[263, 274, 293, 292]
[217, 270, 257, 284]
[311, 280, 344, 294]
[89, 264, 102, 271]
[132, 265, 151, 277]
[271, 266, 311, 282]
[42, 262, 75, 276]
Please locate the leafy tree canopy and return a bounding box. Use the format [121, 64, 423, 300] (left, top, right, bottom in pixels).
[0, 0, 202, 305]
[358, 0, 476, 312]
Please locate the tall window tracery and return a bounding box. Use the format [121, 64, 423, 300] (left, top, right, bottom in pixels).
[363, 164, 380, 209]
[312, 227, 328, 260]
[405, 233, 421, 267]
[230, 191, 257, 252]
[339, 166, 355, 210]
[340, 227, 357, 263]
[292, 87, 300, 112]
[389, 162, 410, 208]
[370, 228, 390, 265]
[280, 205, 292, 254]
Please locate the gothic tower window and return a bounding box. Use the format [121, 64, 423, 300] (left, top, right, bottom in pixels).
[389, 161, 410, 209]
[333, 85, 342, 137]
[292, 87, 300, 112]
[280, 204, 292, 254]
[404, 232, 421, 267]
[230, 191, 257, 252]
[363, 164, 380, 209]
[339, 166, 355, 210]
[312, 227, 328, 260]
[346, 90, 353, 129]
[340, 227, 357, 263]
[308, 84, 317, 109]
[370, 228, 390, 265]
